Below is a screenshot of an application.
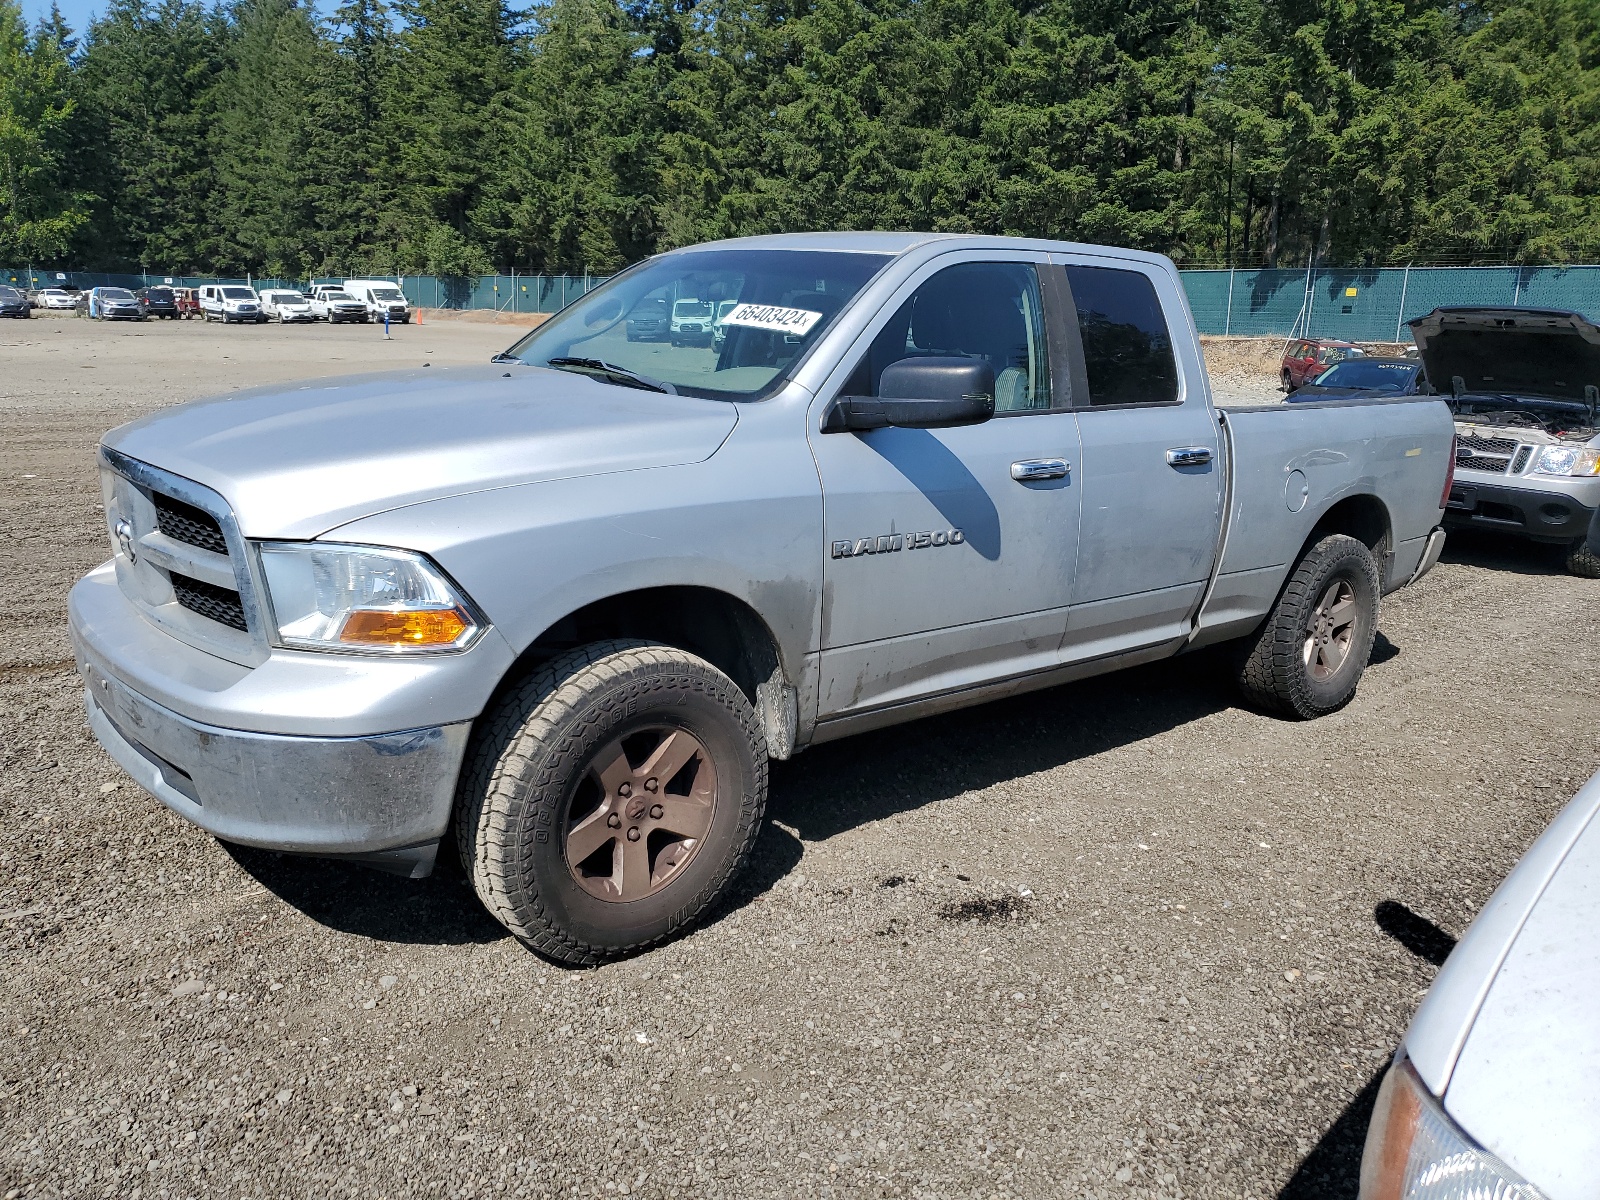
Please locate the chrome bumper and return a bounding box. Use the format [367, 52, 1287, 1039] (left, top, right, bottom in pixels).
[80, 660, 468, 878]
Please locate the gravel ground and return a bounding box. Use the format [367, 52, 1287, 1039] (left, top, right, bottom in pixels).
[3, 317, 1597, 1199]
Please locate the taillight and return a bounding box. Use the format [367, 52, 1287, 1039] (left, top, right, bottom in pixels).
[1439, 435, 1457, 510]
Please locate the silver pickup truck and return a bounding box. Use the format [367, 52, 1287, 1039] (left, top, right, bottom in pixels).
[70, 233, 1455, 964]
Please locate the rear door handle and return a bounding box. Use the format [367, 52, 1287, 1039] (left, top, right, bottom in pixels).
[1011, 458, 1070, 482]
[1165, 446, 1213, 468]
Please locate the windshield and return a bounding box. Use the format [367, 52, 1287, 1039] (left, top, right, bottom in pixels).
[1313, 360, 1419, 391]
[369, 287, 404, 302]
[503, 249, 892, 400]
[221, 287, 255, 300]
[272, 292, 308, 303]
[102, 288, 134, 300]
[324, 292, 352, 301]
[0, 287, 20, 300]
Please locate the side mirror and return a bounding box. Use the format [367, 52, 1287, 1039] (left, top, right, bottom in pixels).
[824, 357, 996, 432]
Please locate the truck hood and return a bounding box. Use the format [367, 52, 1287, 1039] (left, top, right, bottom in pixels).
[1410, 307, 1600, 405]
[102, 365, 739, 538]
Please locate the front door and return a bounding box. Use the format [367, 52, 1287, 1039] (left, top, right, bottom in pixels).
[808, 254, 1083, 720]
[1051, 257, 1224, 659]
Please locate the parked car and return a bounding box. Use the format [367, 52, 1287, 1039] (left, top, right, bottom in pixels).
[259, 289, 317, 323]
[710, 298, 739, 349]
[669, 297, 714, 346]
[84, 286, 146, 321]
[342, 279, 410, 324]
[623, 295, 669, 341]
[33, 287, 77, 311]
[1359, 766, 1600, 1200]
[136, 287, 180, 320]
[309, 289, 368, 324]
[1410, 305, 1600, 577]
[1281, 337, 1363, 390]
[1287, 357, 1427, 402]
[171, 287, 201, 320]
[0, 285, 30, 318]
[197, 284, 264, 324]
[71, 232, 1454, 963]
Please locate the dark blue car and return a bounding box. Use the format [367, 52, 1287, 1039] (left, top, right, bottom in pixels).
[1286, 356, 1426, 401]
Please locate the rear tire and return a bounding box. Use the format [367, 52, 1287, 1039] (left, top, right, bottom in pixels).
[1235, 534, 1381, 719]
[455, 641, 767, 965]
[1566, 539, 1600, 578]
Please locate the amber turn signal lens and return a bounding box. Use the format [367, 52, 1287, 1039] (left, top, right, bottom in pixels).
[338, 607, 471, 647]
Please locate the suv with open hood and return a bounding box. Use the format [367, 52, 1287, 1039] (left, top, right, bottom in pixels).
[1411, 306, 1600, 577]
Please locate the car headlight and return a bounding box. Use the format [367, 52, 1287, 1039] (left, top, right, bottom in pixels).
[256, 542, 484, 654]
[1532, 444, 1600, 477]
[1360, 1058, 1546, 1200]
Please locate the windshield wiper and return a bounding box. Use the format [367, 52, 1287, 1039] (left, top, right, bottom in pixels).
[544, 357, 675, 394]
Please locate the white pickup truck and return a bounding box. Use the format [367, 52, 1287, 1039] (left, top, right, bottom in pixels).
[71, 233, 1455, 964]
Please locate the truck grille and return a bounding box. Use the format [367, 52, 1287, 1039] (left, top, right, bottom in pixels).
[1455, 434, 1523, 474]
[153, 492, 228, 554]
[170, 572, 248, 631]
[101, 447, 269, 667]
[1511, 445, 1533, 473]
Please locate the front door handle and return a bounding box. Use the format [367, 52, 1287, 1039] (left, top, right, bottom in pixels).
[1165, 446, 1213, 468]
[1011, 458, 1070, 482]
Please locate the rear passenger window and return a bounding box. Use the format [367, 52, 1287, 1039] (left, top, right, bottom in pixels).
[1066, 266, 1179, 406]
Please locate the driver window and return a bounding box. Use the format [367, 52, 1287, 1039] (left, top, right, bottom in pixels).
[839, 262, 1052, 413]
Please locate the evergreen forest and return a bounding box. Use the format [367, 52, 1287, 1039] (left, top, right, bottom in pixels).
[1, 0, 1597, 276]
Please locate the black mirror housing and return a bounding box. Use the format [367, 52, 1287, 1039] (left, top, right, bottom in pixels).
[824, 357, 996, 432]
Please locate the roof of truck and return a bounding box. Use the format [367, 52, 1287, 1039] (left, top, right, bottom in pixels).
[673, 231, 1177, 269]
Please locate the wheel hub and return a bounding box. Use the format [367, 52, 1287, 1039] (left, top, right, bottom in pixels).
[563, 727, 718, 902]
[1302, 577, 1358, 682]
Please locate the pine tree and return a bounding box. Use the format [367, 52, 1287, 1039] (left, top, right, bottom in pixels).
[0, 0, 89, 261]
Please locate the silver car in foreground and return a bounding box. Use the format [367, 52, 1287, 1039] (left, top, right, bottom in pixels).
[1361, 770, 1600, 1200]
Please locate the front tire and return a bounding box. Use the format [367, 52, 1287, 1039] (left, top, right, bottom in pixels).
[456, 641, 767, 965]
[1566, 539, 1600, 578]
[1235, 534, 1380, 719]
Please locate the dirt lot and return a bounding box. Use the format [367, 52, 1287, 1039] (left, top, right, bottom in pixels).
[3, 316, 1597, 1199]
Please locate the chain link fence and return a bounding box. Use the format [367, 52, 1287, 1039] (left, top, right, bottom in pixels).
[1180, 265, 1600, 341]
[9, 264, 1599, 336]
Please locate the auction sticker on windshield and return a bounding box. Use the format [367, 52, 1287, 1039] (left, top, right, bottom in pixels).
[722, 303, 823, 336]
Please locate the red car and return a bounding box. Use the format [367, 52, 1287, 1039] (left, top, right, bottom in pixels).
[1280, 338, 1363, 390]
[171, 287, 201, 320]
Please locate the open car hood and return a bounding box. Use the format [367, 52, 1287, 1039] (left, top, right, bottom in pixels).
[1409, 307, 1600, 404]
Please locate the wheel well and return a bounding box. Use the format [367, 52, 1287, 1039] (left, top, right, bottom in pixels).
[1305, 494, 1393, 579]
[501, 587, 799, 759]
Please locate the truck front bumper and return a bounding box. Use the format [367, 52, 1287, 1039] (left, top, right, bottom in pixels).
[68, 561, 512, 877]
[1444, 479, 1598, 543]
[81, 663, 467, 877]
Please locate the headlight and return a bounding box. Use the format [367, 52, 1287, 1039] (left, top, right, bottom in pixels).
[1360, 1057, 1546, 1200]
[256, 542, 484, 654]
[1532, 444, 1600, 477]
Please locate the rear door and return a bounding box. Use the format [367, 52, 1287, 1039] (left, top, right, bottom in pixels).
[809, 251, 1083, 719]
[1051, 255, 1224, 660]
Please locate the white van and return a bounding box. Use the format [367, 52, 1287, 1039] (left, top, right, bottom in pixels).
[342, 279, 410, 324]
[197, 284, 264, 324]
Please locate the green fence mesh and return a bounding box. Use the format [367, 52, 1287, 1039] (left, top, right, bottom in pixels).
[9, 265, 1599, 337]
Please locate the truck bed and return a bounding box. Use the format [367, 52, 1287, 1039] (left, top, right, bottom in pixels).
[1191, 395, 1455, 647]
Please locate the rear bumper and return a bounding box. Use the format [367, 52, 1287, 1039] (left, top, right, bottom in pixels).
[1443, 480, 1598, 543]
[80, 659, 467, 876]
